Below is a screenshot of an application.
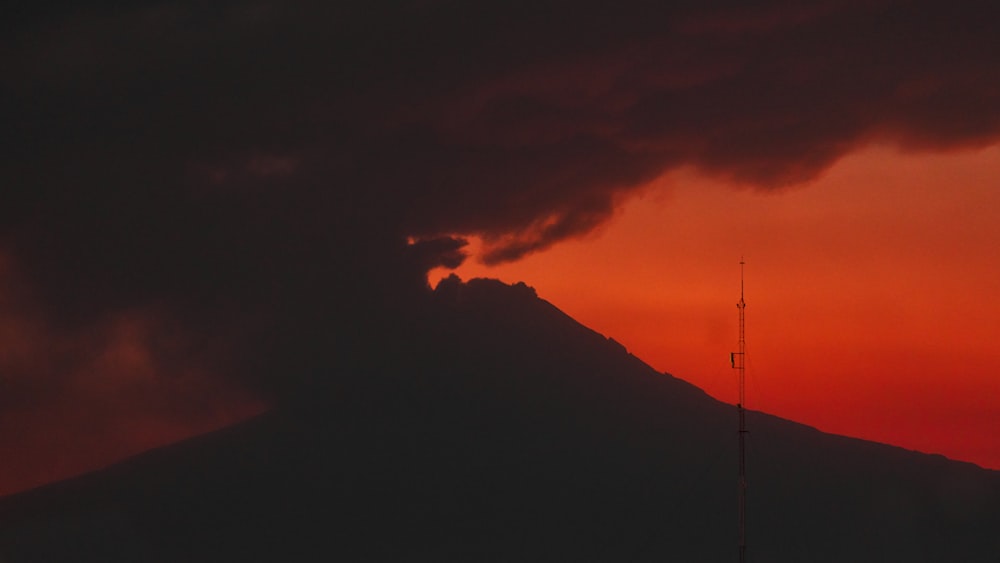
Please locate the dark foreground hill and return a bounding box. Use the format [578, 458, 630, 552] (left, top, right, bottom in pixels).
[0, 278, 998, 562]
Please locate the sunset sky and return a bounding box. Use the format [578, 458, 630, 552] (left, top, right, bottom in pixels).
[433, 142, 1000, 470]
[3, 0, 1000, 495]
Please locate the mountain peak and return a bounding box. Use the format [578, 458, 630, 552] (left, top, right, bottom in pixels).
[1, 277, 998, 562]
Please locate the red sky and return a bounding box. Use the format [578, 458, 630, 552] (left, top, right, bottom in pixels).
[433, 142, 1000, 470]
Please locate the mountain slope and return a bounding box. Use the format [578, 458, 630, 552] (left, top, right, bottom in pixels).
[0, 277, 997, 562]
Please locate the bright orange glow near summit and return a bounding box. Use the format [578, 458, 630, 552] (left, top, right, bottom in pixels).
[435, 143, 1000, 470]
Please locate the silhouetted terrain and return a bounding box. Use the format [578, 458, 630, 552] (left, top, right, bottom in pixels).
[1, 278, 997, 562]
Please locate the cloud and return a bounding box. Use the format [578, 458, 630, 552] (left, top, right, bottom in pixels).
[6, 1, 1000, 268]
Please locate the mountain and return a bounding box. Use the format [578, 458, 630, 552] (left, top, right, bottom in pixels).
[0, 277, 997, 562]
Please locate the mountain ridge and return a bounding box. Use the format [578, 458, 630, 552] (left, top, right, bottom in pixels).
[0, 277, 997, 562]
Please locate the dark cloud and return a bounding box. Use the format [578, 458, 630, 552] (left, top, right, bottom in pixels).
[1, 0, 1000, 480]
[6, 0, 1000, 266]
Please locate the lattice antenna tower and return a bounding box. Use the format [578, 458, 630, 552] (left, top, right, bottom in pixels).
[730, 258, 748, 563]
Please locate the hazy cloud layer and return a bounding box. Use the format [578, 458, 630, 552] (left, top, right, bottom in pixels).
[2, 0, 1000, 489]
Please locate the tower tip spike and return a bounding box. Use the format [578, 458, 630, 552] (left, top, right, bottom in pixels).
[739, 258, 745, 303]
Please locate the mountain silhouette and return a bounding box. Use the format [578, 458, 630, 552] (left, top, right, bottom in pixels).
[0, 277, 997, 562]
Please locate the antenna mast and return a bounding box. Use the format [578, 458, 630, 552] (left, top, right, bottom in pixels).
[731, 259, 747, 563]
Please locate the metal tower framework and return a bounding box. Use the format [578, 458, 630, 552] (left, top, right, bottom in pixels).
[731, 259, 747, 563]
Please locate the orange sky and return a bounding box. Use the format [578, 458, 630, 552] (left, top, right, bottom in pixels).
[432, 142, 1000, 470]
